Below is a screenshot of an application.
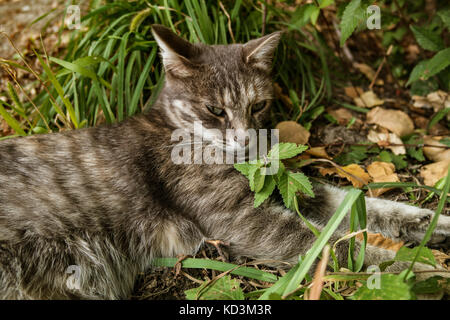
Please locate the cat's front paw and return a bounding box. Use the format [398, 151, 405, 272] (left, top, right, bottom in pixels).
[397, 209, 450, 248]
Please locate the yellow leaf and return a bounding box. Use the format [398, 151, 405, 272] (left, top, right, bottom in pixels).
[367, 161, 399, 196]
[319, 164, 370, 188]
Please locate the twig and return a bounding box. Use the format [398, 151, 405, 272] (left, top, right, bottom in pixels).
[261, 1, 267, 36]
[219, 1, 235, 43]
[369, 45, 393, 90]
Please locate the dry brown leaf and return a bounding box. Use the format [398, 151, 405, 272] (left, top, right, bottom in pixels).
[366, 107, 414, 137]
[327, 108, 353, 125]
[431, 250, 450, 269]
[344, 86, 364, 99]
[419, 160, 450, 187]
[353, 62, 383, 85]
[319, 164, 370, 188]
[356, 232, 404, 252]
[423, 136, 450, 162]
[412, 90, 450, 113]
[367, 161, 399, 196]
[275, 121, 310, 145]
[367, 130, 406, 155]
[305, 146, 331, 159]
[354, 90, 384, 108]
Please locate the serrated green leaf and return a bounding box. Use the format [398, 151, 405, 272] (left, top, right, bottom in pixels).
[412, 276, 445, 295]
[248, 166, 259, 192]
[234, 162, 253, 177]
[268, 143, 308, 160]
[185, 275, 245, 300]
[277, 171, 314, 208]
[406, 60, 429, 86]
[394, 246, 436, 267]
[254, 176, 276, 207]
[410, 25, 444, 51]
[254, 169, 265, 193]
[351, 274, 413, 300]
[409, 48, 450, 85]
[339, 0, 364, 46]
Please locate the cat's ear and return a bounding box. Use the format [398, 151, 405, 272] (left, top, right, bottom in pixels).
[151, 24, 200, 77]
[243, 31, 282, 71]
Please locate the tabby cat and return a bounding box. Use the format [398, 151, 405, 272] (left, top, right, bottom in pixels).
[0, 25, 449, 299]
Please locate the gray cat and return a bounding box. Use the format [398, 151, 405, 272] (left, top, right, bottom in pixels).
[0, 25, 449, 299]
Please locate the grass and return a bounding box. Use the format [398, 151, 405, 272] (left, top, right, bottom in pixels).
[0, 0, 449, 300]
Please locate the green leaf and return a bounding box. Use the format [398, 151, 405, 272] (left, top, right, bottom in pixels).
[185, 275, 244, 300]
[318, 0, 334, 9]
[378, 151, 407, 170]
[437, 8, 450, 28]
[0, 100, 26, 136]
[234, 162, 254, 177]
[406, 60, 429, 86]
[268, 143, 308, 160]
[339, 0, 364, 46]
[277, 171, 314, 209]
[394, 246, 436, 267]
[254, 176, 276, 208]
[426, 48, 450, 77]
[412, 276, 445, 295]
[439, 137, 450, 147]
[351, 274, 413, 300]
[253, 169, 265, 193]
[410, 25, 444, 51]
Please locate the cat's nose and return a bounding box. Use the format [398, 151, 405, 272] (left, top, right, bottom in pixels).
[234, 136, 249, 147]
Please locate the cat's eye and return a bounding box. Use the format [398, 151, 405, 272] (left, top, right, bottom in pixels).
[252, 101, 267, 113]
[206, 105, 225, 117]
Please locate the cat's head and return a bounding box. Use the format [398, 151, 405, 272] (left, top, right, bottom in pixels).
[151, 25, 281, 152]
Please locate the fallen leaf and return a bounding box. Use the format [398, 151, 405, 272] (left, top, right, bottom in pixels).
[412, 90, 450, 113]
[353, 62, 383, 85]
[319, 164, 370, 188]
[431, 250, 450, 269]
[419, 160, 450, 187]
[305, 146, 331, 159]
[367, 161, 400, 196]
[327, 108, 353, 125]
[356, 232, 404, 252]
[344, 86, 364, 99]
[354, 90, 384, 108]
[423, 136, 450, 162]
[276, 121, 310, 145]
[367, 130, 406, 155]
[366, 107, 414, 137]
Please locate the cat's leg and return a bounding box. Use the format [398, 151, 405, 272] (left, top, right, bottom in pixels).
[304, 184, 450, 246]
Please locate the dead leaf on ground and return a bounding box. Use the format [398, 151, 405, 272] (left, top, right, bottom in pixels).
[412, 90, 450, 113]
[344, 86, 364, 99]
[354, 90, 384, 108]
[327, 108, 354, 125]
[305, 146, 331, 159]
[275, 121, 310, 145]
[353, 62, 383, 85]
[419, 160, 450, 187]
[367, 130, 406, 155]
[431, 250, 450, 269]
[423, 136, 450, 162]
[366, 107, 414, 137]
[319, 164, 370, 188]
[356, 232, 404, 252]
[367, 161, 399, 196]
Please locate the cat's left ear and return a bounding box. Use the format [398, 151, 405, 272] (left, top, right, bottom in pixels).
[151, 24, 200, 77]
[243, 31, 282, 71]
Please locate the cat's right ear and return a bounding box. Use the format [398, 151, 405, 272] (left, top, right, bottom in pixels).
[151, 25, 200, 77]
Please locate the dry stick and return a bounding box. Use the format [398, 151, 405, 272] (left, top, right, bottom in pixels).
[308, 245, 331, 300]
[219, 1, 235, 43]
[261, 1, 267, 36]
[325, 141, 450, 149]
[369, 45, 393, 90]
